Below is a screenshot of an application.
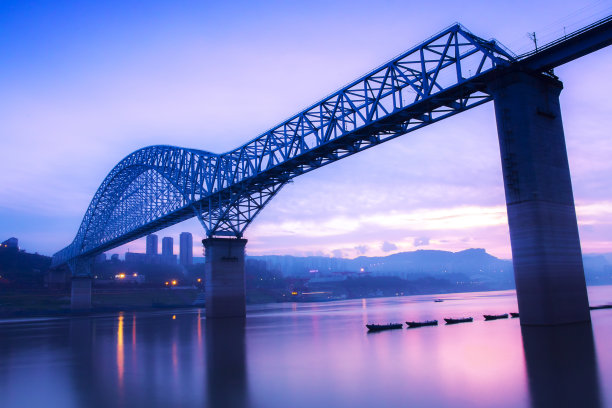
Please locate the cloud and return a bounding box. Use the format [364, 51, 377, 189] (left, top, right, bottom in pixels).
[354, 245, 368, 254]
[331, 249, 344, 258]
[381, 241, 398, 252]
[413, 237, 430, 247]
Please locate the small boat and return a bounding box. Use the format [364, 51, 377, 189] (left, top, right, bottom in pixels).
[510, 312, 520, 318]
[589, 304, 612, 310]
[433, 299, 444, 303]
[444, 317, 473, 324]
[406, 320, 438, 328]
[483, 313, 509, 321]
[366, 323, 403, 332]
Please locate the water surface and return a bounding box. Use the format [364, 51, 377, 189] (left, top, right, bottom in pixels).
[1, 287, 611, 407]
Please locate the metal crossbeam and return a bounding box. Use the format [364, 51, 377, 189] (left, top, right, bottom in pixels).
[53, 18, 611, 269]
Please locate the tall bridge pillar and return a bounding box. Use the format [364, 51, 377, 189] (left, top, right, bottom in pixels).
[68, 258, 93, 311]
[202, 238, 247, 318]
[71, 276, 92, 311]
[491, 71, 590, 325]
[69, 258, 93, 311]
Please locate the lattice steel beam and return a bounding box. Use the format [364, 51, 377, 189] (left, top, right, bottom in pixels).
[53, 23, 518, 267]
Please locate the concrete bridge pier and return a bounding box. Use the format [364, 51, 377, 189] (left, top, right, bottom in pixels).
[69, 259, 93, 311]
[202, 237, 248, 318]
[491, 71, 590, 326]
[71, 277, 92, 310]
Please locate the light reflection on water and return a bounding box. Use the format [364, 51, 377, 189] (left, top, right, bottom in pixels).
[117, 313, 124, 390]
[0, 287, 611, 408]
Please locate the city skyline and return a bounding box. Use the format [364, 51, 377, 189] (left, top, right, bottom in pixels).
[119, 232, 192, 263]
[2, 1, 612, 260]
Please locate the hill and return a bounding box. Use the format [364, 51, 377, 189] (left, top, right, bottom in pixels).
[250, 248, 514, 286]
[0, 247, 51, 287]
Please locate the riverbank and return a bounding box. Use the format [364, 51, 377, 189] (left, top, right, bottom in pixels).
[3, 284, 612, 320]
[0, 287, 201, 318]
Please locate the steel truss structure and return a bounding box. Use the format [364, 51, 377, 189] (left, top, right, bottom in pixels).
[53, 23, 518, 268]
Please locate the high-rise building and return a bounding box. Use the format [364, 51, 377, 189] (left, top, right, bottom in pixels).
[160, 236, 177, 265]
[146, 234, 158, 255]
[162, 237, 173, 256]
[179, 232, 193, 266]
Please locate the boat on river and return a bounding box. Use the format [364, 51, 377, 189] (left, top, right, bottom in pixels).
[406, 320, 438, 328]
[589, 304, 612, 310]
[483, 313, 509, 320]
[444, 317, 473, 324]
[366, 323, 403, 332]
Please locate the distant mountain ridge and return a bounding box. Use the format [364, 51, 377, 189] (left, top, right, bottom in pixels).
[248, 248, 513, 280]
[193, 248, 612, 286]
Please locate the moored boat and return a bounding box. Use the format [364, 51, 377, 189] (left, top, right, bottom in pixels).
[483, 313, 509, 320]
[589, 304, 612, 310]
[406, 320, 438, 328]
[366, 323, 403, 332]
[510, 312, 520, 318]
[444, 317, 473, 324]
[433, 299, 444, 303]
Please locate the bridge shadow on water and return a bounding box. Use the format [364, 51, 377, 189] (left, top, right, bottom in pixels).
[65, 312, 251, 408]
[521, 322, 603, 408]
[205, 318, 249, 408]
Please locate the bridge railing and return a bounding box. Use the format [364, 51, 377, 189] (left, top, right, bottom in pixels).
[214, 24, 515, 189]
[517, 14, 612, 60]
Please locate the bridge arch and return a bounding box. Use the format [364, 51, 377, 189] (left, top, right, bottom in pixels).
[54, 145, 220, 265]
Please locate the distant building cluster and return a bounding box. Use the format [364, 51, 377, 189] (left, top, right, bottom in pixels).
[103, 232, 194, 266]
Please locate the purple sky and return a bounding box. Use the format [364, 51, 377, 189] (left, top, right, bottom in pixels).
[1, 1, 612, 259]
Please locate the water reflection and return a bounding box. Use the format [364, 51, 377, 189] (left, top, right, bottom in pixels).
[69, 317, 97, 407]
[205, 318, 249, 408]
[1, 288, 611, 408]
[132, 314, 136, 347]
[521, 322, 603, 408]
[117, 314, 124, 388]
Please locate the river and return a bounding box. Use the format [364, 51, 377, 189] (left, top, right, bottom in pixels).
[1, 286, 611, 407]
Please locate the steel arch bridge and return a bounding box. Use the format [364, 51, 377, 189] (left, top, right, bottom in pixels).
[52, 18, 612, 270]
